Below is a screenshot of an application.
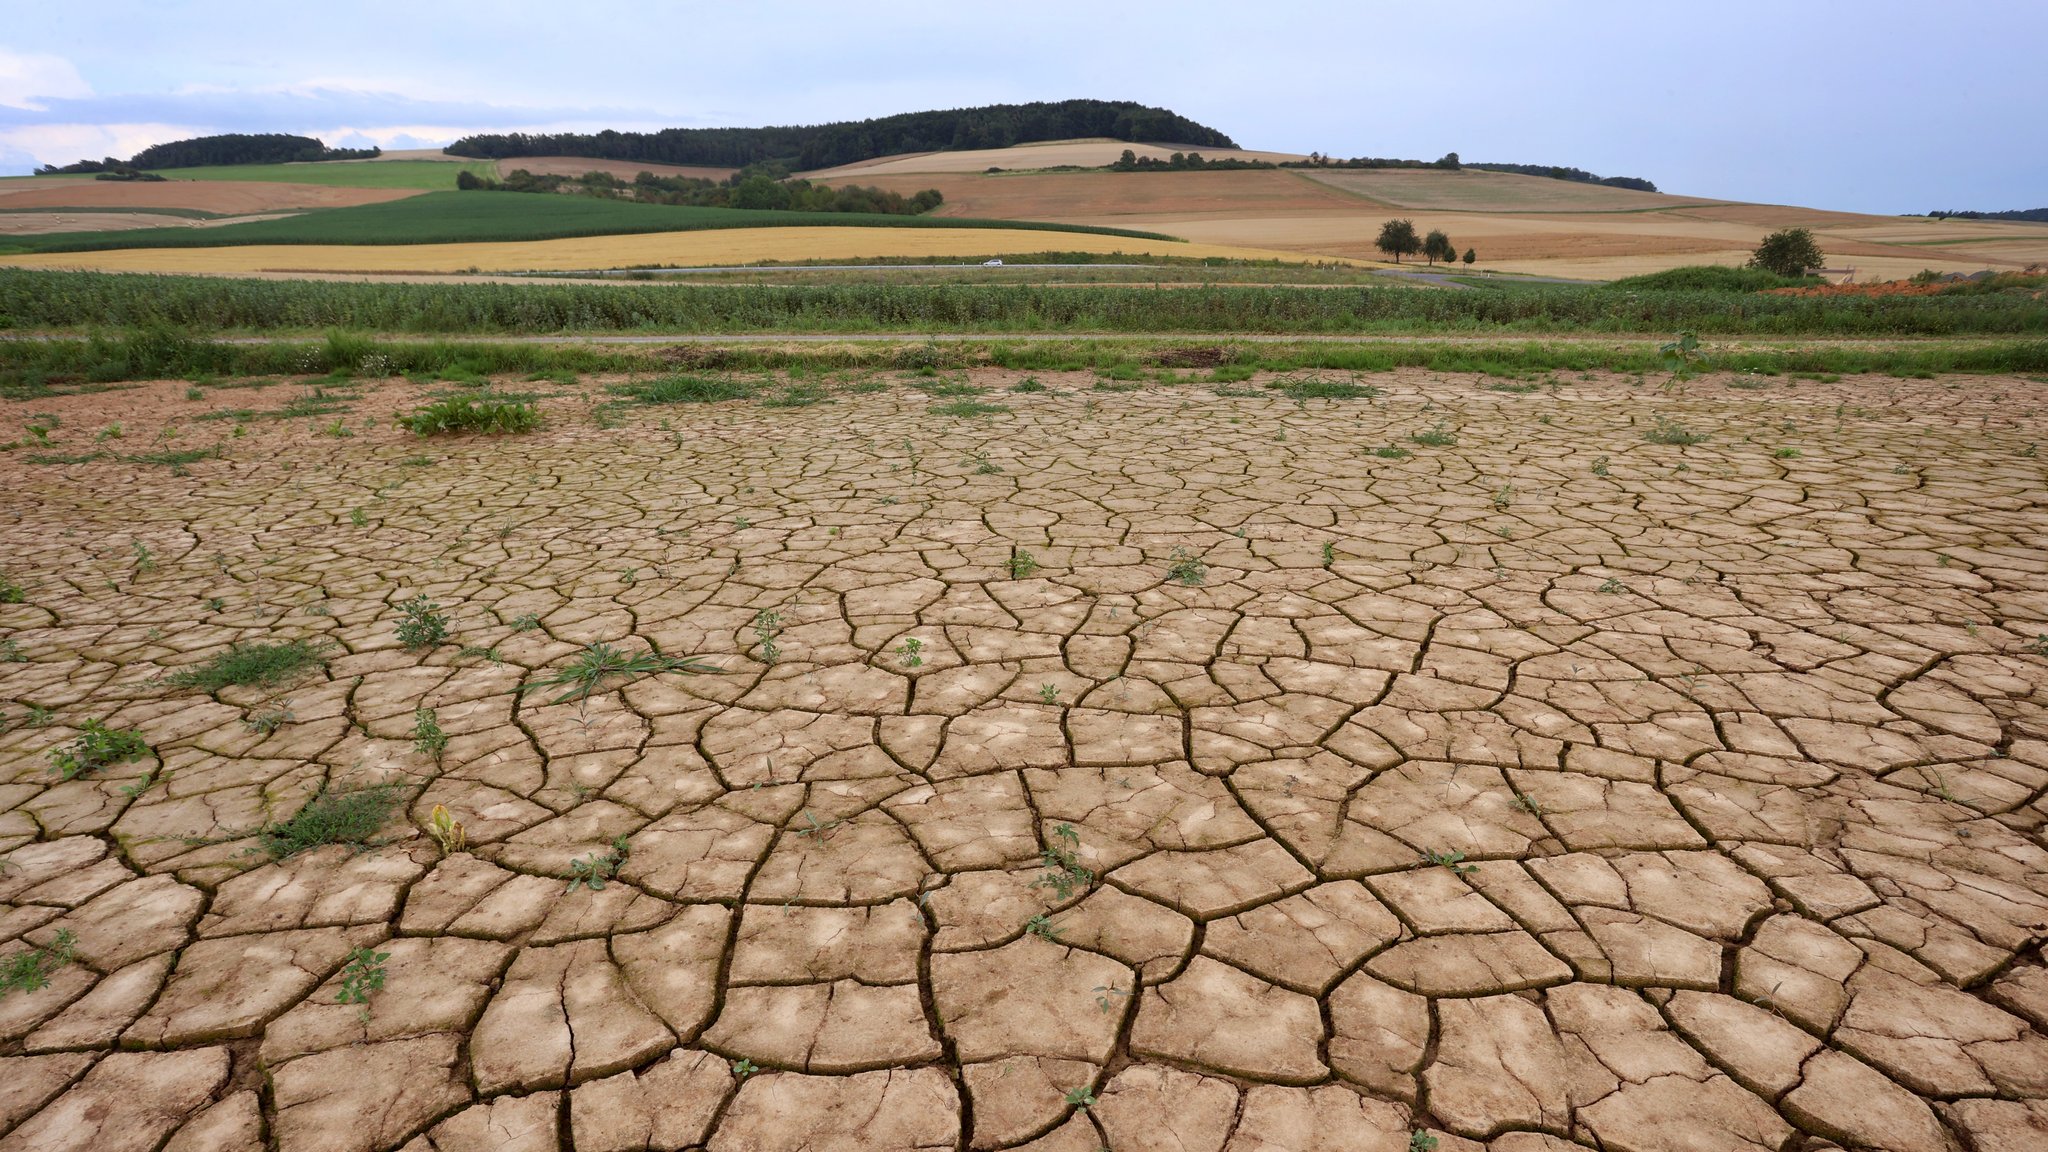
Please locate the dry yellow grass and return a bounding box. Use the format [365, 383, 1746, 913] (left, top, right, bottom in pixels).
[0, 226, 1358, 275]
[1301, 168, 1707, 212]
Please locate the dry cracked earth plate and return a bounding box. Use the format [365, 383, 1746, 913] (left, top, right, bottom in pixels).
[2, 367, 2047, 1152]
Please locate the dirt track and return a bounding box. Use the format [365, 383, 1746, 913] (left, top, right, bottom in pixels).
[3, 368, 2047, 1151]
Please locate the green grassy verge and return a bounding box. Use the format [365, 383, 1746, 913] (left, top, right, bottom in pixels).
[0, 193, 1176, 254]
[0, 268, 2040, 337]
[3, 329, 2043, 401]
[139, 160, 499, 189]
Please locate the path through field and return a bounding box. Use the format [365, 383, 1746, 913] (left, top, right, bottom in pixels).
[3, 368, 2047, 1151]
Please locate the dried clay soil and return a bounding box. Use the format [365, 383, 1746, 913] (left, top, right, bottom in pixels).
[3, 369, 2048, 1152]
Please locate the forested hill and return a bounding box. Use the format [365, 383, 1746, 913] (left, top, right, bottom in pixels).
[445, 100, 1238, 170]
[35, 133, 380, 174]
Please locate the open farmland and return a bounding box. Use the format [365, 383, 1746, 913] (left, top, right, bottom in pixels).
[804, 137, 1307, 177]
[128, 158, 500, 189]
[2, 358, 2047, 1152]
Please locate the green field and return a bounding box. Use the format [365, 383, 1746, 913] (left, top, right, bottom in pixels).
[2, 267, 2043, 339]
[0, 192, 1177, 254]
[139, 159, 498, 189]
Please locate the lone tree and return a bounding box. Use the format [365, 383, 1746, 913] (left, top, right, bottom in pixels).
[1376, 218, 1422, 263]
[1462, 247, 1476, 267]
[1749, 228, 1824, 278]
[1422, 229, 1455, 266]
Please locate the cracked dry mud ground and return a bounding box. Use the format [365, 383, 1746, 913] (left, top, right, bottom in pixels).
[2, 366, 2048, 1152]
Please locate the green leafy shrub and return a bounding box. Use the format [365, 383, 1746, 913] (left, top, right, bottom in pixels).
[47, 720, 151, 780]
[610, 375, 754, 404]
[396, 394, 538, 436]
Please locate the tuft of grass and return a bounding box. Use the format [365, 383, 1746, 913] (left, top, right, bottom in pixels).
[395, 394, 538, 436]
[48, 720, 151, 780]
[1269, 374, 1380, 401]
[522, 641, 720, 705]
[1010, 377, 1047, 393]
[166, 638, 328, 692]
[1645, 417, 1707, 445]
[0, 575, 23, 604]
[930, 398, 1008, 417]
[1410, 422, 1458, 447]
[256, 784, 401, 859]
[610, 374, 754, 405]
[0, 930, 78, 998]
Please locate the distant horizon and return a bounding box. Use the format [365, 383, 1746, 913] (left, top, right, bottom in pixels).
[5, 1, 2043, 215]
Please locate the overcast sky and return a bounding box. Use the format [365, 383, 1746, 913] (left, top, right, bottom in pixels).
[2, 1, 2040, 214]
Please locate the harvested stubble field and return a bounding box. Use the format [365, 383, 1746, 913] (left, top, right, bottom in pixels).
[2, 362, 2047, 1152]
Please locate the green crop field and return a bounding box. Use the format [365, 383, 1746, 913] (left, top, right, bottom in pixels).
[2, 267, 2043, 339]
[139, 159, 499, 189]
[0, 192, 1177, 254]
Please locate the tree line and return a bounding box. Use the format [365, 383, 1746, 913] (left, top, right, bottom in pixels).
[1283, 152, 1656, 192]
[36, 133, 380, 175]
[457, 164, 943, 215]
[1924, 208, 2048, 223]
[1374, 219, 1474, 267]
[445, 100, 1237, 171]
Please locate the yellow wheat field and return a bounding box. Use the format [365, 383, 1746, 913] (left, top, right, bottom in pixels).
[0, 226, 1359, 275]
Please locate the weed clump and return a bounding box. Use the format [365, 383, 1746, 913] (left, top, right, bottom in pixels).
[1269, 374, 1379, 401]
[395, 596, 451, 649]
[523, 641, 720, 705]
[611, 375, 754, 404]
[166, 639, 328, 692]
[930, 398, 1008, 417]
[1645, 417, 1707, 445]
[256, 784, 401, 859]
[0, 930, 77, 998]
[48, 720, 151, 780]
[396, 394, 538, 436]
[1165, 546, 1208, 587]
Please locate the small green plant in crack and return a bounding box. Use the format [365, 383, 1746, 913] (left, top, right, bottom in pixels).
[1164, 546, 1207, 587]
[1509, 792, 1543, 816]
[894, 636, 924, 668]
[1321, 540, 1336, 568]
[1773, 446, 1800, 459]
[1032, 823, 1094, 901]
[968, 451, 1002, 474]
[1645, 417, 1706, 446]
[732, 1057, 758, 1081]
[132, 541, 156, 574]
[1599, 577, 1629, 594]
[0, 930, 77, 999]
[790, 809, 843, 840]
[1410, 422, 1457, 448]
[337, 945, 389, 1022]
[256, 784, 400, 860]
[1, 639, 23, 663]
[395, 596, 451, 649]
[753, 608, 786, 665]
[567, 836, 630, 892]
[120, 764, 168, 797]
[345, 505, 368, 527]
[1422, 847, 1479, 875]
[166, 638, 329, 693]
[2022, 635, 2048, 657]
[243, 703, 294, 736]
[1038, 683, 1062, 706]
[1409, 1131, 1440, 1152]
[1008, 549, 1039, 579]
[0, 574, 24, 604]
[412, 707, 447, 760]
[457, 645, 500, 663]
[48, 720, 151, 780]
[1592, 455, 1610, 477]
[1062, 1086, 1097, 1110]
[512, 613, 542, 632]
[523, 641, 721, 705]
[1092, 983, 1128, 1013]
[1023, 913, 1063, 941]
